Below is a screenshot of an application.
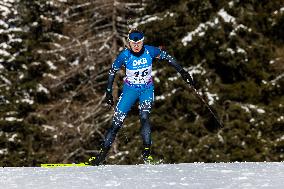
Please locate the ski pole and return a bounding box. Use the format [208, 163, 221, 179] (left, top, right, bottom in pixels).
[187, 84, 224, 130]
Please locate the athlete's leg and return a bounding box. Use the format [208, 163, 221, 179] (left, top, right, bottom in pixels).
[103, 84, 138, 148]
[139, 85, 154, 149]
[90, 85, 139, 165]
[103, 110, 126, 149]
[139, 101, 153, 147]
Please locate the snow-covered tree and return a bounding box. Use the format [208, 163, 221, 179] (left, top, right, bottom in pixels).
[0, 0, 62, 166]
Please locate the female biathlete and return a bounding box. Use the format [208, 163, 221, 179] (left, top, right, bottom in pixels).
[88, 29, 194, 165]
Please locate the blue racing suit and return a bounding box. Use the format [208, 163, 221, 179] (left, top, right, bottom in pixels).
[103, 45, 186, 149]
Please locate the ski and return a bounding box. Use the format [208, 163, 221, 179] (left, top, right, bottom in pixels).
[144, 159, 164, 165]
[41, 163, 89, 168]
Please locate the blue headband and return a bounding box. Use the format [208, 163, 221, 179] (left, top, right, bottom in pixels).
[128, 32, 144, 42]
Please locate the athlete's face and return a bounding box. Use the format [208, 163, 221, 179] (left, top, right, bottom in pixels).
[129, 41, 143, 53]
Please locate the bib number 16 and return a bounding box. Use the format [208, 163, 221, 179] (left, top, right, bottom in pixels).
[134, 69, 148, 77]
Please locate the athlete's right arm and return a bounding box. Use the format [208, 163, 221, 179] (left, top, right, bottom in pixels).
[106, 50, 128, 92]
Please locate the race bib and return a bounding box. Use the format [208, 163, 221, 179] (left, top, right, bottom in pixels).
[124, 48, 153, 85]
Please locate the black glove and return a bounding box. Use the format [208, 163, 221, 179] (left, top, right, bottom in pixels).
[180, 69, 194, 87]
[105, 89, 114, 107]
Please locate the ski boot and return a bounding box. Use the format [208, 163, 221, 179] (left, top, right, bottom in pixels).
[142, 147, 154, 164]
[88, 147, 110, 166]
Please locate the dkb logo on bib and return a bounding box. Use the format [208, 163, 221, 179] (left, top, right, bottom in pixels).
[133, 58, 147, 66]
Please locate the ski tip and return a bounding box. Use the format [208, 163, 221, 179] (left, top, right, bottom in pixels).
[40, 163, 89, 168]
[143, 159, 164, 165]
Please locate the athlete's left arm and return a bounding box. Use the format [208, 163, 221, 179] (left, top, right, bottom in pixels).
[106, 51, 127, 92]
[158, 50, 194, 87]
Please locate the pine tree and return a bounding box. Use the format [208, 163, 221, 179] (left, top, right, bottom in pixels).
[0, 0, 61, 166]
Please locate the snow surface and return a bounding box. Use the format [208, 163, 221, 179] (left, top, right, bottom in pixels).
[1, 163, 284, 189]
